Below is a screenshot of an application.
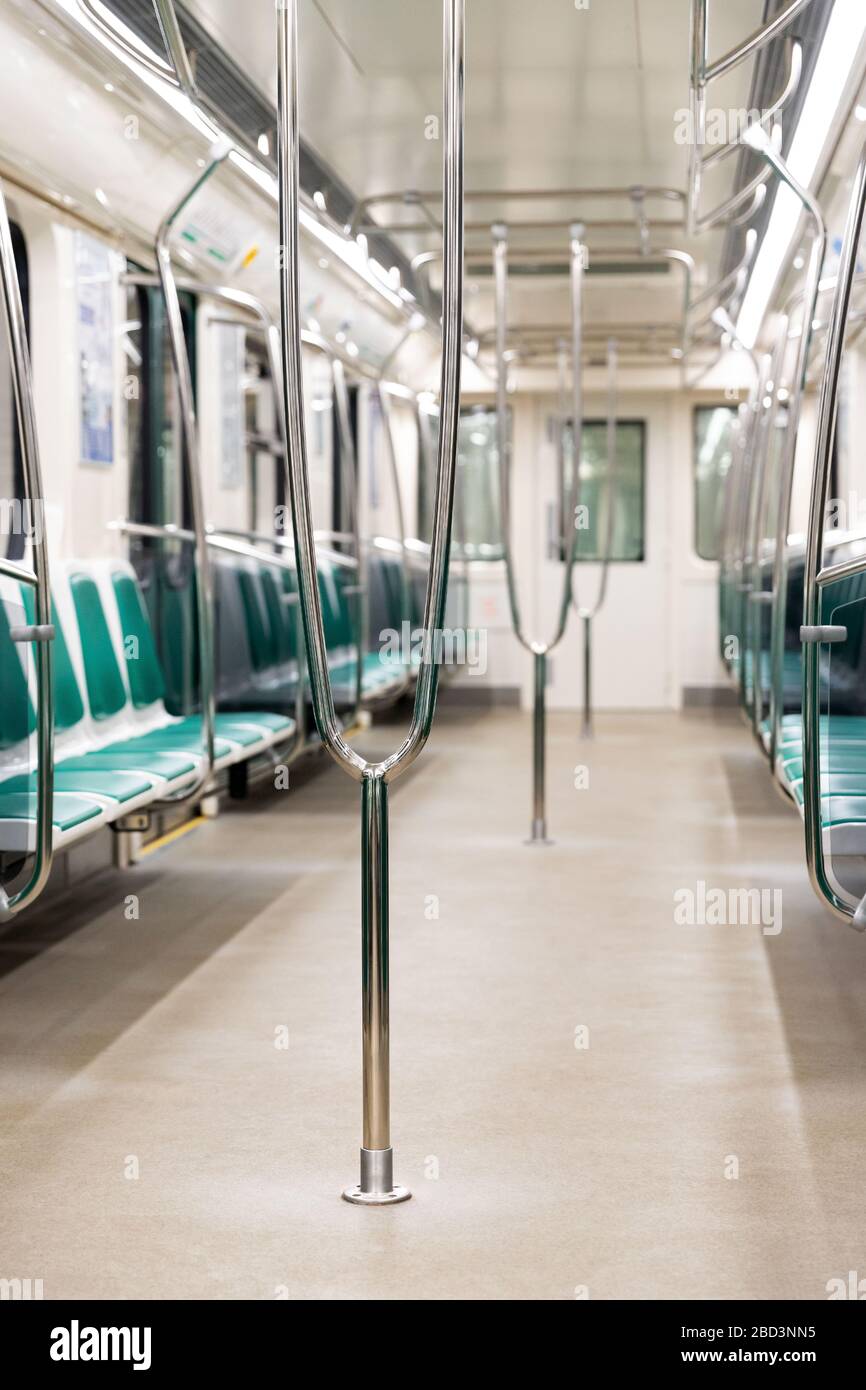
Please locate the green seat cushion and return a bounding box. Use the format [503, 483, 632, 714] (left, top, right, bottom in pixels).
[211, 711, 295, 737]
[791, 774, 866, 806]
[1, 768, 152, 804]
[820, 795, 866, 826]
[782, 749, 866, 779]
[22, 592, 87, 734]
[111, 571, 165, 708]
[62, 749, 198, 781]
[0, 596, 36, 747]
[108, 730, 235, 760]
[0, 791, 102, 832]
[70, 572, 127, 721]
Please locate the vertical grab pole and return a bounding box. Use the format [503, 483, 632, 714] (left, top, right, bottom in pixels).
[581, 614, 592, 739]
[531, 650, 548, 842]
[578, 336, 617, 739]
[154, 145, 230, 798]
[801, 141, 866, 925]
[276, 0, 464, 1202]
[494, 220, 584, 844]
[360, 771, 391, 1175]
[0, 177, 55, 923]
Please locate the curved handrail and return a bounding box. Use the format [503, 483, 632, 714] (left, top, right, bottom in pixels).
[801, 140, 866, 927]
[0, 178, 55, 922]
[572, 337, 619, 623]
[277, 0, 463, 786]
[687, 0, 815, 234]
[493, 221, 584, 655]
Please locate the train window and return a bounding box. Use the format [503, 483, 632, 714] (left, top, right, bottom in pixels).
[124, 275, 195, 539]
[563, 419, 646, 563]
[693, 404, 736, 561]
[0, 221, 28, 562]
[456, 406, 504, 559]
[242, 333, 282, 536]
[418, 404, 506, 558]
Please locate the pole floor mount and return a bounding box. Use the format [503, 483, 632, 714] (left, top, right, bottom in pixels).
[342, 1147, 411, 1205]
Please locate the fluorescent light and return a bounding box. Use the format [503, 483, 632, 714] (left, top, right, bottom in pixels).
[58, 0, 414, 318]
[737, 0, 866, 348]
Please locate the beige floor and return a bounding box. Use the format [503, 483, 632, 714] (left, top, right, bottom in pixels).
[1, 705, 866, 1300]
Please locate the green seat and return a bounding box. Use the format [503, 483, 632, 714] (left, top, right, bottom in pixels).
[3, 589, 192, 815]
[60, 749, 198, 780]
[790, 773, 866, 806]
[113, 567, 296, 748]
[781, 748, 866, 780]
[0, 792, 102, 834]
[1, 768, 152, 804]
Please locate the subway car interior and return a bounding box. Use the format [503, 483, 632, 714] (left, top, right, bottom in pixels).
[2, 0, 866, 1312]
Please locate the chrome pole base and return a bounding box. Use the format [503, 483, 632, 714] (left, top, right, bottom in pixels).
[342, 1147, 411, 1205]
[525, 818, 554, 846]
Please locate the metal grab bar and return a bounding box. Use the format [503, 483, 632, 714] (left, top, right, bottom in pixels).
[152, 146, 233, 808]
[0, 178, 55, 922]
[687, 0, 815, 235]
[493, 220, 583, 843]
[743, 134, 827, 764]
[575, 338, 619, 740]
[801, 139, 866, 928]
[276, 0, 464, 1203]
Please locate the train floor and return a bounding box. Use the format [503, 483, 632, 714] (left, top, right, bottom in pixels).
[1, 705, 865, 1301]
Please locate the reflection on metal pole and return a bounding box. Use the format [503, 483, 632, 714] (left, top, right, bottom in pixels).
[577, 338, 618, 739]
[494, 222, 584, 843]
[276, 0, 464, 1202]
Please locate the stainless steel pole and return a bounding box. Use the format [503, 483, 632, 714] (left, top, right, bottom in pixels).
[276, 0, 464, 1202]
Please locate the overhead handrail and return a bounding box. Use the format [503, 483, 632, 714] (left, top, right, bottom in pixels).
[687, 0, 815, 234]
[76, 0, 181, 87]
[0, 178, 55, 922]
[152, 0, 198, 96]
[736, 130, 827, 763]
[276, 0, 464, 1203]
[493, 219, 584, 843]
[574, 338, 619, 739]
[801, 139, 866, 929]
[354, 184, 686, 242]
[689, 228, 758, 315]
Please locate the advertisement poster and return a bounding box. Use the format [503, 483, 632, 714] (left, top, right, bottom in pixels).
[218, 323, 244, 489]
[75, 232, 114, 466]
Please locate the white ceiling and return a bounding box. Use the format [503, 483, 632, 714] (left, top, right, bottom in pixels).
[185, 0, 766, 364]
